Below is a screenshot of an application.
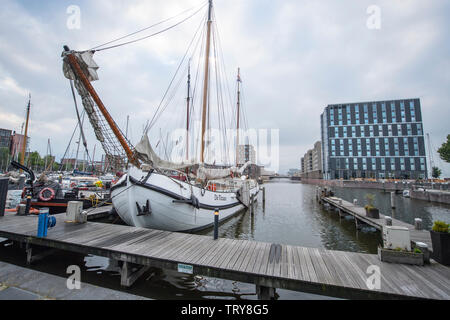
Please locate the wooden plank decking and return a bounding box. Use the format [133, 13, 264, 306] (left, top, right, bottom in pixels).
[322, 197, 432, 248]
[0, 212, 449, 300]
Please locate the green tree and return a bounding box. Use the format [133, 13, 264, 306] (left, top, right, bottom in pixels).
[437, 134, 450, 163]
[0, 147, 10, 171]
[27, 151, 41, 170]
[432, 167, 442, 179]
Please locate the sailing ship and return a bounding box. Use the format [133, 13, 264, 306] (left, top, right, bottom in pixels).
[61, 0, 259, 232]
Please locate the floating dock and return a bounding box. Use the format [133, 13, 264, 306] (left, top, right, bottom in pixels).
[321, 197, 432, 248]
[0, 207, 449, 300]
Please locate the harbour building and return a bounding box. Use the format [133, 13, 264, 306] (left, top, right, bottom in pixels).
[300, 141, 323, 179]
[320, 99, 427, 180]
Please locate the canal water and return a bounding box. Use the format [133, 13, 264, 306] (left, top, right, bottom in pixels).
[1, 180, 449, 300]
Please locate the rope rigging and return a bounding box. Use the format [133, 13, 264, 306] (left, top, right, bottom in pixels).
[89, 2, 209, 52]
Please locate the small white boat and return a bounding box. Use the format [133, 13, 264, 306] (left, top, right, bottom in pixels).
[402, 190, 411, 198]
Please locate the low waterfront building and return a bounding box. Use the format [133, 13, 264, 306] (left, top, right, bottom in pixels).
[320, 98, 427, 180]
[300, 141, 323, 179]
[10, 132, 29, 159]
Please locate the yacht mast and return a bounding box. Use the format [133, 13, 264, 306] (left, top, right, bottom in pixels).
[186, 61, 191, 161]
[20, 95, 31, 167]
[200, 0, 213, 163]
[236, 68, 241, 166]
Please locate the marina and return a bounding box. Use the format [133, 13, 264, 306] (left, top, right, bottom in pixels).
[0, 0, 449, 304]
[1, 182, 450, 300]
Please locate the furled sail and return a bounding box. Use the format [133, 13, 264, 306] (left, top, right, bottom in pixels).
[135, 135, 195, 171]
[63, 51, 99, 82]
[196, 161, 252, 180]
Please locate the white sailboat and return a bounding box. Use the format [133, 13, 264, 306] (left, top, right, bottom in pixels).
[62, 0, 259, 232]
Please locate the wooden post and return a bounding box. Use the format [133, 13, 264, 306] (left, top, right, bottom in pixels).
[120, 261, 150, 287]
[390, 192, 395, 209]
[256, 285, 276, 300]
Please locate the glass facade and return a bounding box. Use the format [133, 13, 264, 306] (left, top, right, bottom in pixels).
[321, 98, 427, 180]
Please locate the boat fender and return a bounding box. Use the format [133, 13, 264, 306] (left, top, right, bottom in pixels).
[38, 187, 56, 202]
[191, 195, 200, 209]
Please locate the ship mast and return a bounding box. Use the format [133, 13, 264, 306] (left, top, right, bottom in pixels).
[63, 46, 140, 168]
[186, 61, 191, 161]
[236, 68, 241, 166]
[200, 0, 213, 163]
[20, 95, 31, 169]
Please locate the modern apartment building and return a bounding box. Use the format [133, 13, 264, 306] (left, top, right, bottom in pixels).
[320, 98, 427, 180]
[300, 141, 322, 179]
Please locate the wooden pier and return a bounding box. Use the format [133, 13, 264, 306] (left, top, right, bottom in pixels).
[0, 209, 449, 300]
[321, 197, 432, 249]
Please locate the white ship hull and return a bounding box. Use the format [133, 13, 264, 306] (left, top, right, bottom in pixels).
[111, 166, 259, 232]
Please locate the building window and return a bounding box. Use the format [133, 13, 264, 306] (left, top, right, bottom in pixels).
[420, 158, 425, 171]
[355, 105, 360, 124]
[390, 158, 395, 171]
[391, 102, 396, 123]
[417, 124, 423, 136]
[400, 158, 405, 171]
[407, 123, 412, 136]
[411, 103, 416, 122]
[384, 138, 390, 156]
[372, 103, 378, 124]
[410, 158, 415, 171]
[382, 103, 387, 123]
[381, 158, 385, 171]
[404, 137, 409, 156]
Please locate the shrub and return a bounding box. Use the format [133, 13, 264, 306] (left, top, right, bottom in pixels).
[413, 248, 422, 254]
[365, 193, 376, 208]
[432, 221, 450, 233]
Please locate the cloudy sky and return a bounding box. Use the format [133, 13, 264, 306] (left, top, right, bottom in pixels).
[0, 0, 449, 175]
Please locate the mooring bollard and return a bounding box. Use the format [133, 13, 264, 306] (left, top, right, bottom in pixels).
[214, 208, 219, 240]
[415, 242, 430, 264]
[0, 177, 8, 217]
[25, 196, 32, 215]
[414, 218, 423, 230]
[385, 216, 392, 226]
[262, 187, 266, 204]
[37, 208, 56, 238]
